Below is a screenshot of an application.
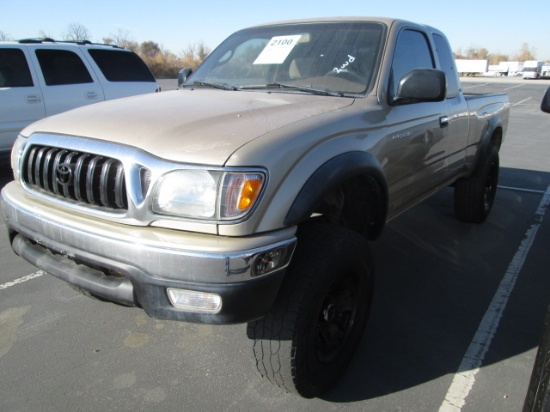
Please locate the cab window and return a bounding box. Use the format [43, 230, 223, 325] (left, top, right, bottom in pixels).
[390, 29, 434, 96]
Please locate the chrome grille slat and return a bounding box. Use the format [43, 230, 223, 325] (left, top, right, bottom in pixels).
[74, 153, 90, 201]
[26, 147, 36, 185]
[42, 148, 57, 191]
[115, 166, 125, 208]
[21, 145, 128, 211]
[34, 147, 48, 186]
[99, 158, 115, 206]
[86, 156, 102, 204]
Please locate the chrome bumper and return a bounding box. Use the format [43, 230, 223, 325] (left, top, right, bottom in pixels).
[1, 182, 296, 323]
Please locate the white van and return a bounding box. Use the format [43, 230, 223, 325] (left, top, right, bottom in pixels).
[0, 40, 159, 159]
[522, 60, 543, 79]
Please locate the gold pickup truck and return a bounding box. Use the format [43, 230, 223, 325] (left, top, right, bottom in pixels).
[1, 17, 509, 398]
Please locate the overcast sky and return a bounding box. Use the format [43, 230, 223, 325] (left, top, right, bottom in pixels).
[1, 0, 548, 60]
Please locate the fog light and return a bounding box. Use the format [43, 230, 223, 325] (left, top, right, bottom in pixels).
[252, 247, 285, 277]
[167, 288, 222, 313]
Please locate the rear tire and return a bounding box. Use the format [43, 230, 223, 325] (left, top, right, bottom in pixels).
[454, 145, 499, 223]
[247, 223, 374, 398]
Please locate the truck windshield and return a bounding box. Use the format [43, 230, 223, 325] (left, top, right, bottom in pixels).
[185, 21, 386, 96]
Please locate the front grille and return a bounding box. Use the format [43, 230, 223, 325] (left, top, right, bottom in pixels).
[22, 145, 128, 210]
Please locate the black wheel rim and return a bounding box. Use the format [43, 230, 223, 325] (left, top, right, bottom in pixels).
[316, 274, 359, 364]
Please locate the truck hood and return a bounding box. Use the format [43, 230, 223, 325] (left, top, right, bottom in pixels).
[23, 89, 354, 165]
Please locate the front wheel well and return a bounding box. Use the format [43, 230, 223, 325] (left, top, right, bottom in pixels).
[310, 175, 387, 240]
[490, 127, 503, 150]
[283, 152, 388, 240]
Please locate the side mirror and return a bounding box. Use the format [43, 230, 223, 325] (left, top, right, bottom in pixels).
[177, 68, 193, 88]
[541, 87, 550, 113]
[393, 69, 446, 105]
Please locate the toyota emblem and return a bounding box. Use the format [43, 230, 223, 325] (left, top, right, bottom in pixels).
[56, 163, 74, 186]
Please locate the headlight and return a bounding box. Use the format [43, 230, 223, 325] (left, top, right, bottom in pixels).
[10, 135, 27, 181]
[153, 169, 219, 218]
[152, 169, 265, 221]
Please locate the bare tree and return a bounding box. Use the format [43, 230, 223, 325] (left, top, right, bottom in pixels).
[38, 30, 55, 40]
[195, 42, 210, 62]
[64, 23, 91, 42]
[0, 30, 11, 41]
[180, 42, 211, 70]
[103, 29, 138, 51]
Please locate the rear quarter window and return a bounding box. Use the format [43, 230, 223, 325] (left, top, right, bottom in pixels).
[432, 33, 460, 98]
[88, 49, 155, 82]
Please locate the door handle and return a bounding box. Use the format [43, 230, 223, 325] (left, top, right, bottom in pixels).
[439, 116, 449, 128]
[25, 95, 41, 104]
[85, 91, 99, 100]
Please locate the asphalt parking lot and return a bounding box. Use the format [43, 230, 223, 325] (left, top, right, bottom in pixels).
[1, 77, 550, 411]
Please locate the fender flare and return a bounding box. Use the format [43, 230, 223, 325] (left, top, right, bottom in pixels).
[284, 152, 388, 239]
[475, 114, 504, 171]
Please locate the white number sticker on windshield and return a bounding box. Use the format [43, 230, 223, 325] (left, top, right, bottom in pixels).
[253, 35, 303, 65]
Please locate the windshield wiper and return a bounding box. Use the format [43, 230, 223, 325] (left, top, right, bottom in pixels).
[186, 81, 238, 91]
[188, 81, 348, 97]
[264, 82, 344, 97]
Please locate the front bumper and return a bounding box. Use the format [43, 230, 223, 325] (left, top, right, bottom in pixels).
[1, 181, 296, 324]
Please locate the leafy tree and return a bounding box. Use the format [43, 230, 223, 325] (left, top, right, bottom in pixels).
[465, 46, 489, 60]
[513, 43, 537, 61]
[140, 41, 162, 59]
[456, 42, 542, 64]
[488, 53, 510, 65]
[142, 51, 182, 78]
[99, 29, 210, 77]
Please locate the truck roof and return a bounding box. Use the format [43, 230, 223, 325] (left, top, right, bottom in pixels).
[247, 16, 438, 32]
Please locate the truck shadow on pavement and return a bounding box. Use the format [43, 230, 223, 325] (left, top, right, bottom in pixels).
[0, 162, 12, 189]
[324, 167, 550, 402]
[0, 159, 13, 184]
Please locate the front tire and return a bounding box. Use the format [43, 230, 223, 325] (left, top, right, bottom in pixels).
[247, 223, 374, 398]
[454, 145, 499, 223]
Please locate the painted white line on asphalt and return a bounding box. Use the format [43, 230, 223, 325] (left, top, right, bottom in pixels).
[503, 84, 526, 91]
[462, 83, 489, 89]
[513, 97, 533, 106]
[439, 184, 550, 412]
[0, 271, 45, 290]
[498, 185, 547, 194]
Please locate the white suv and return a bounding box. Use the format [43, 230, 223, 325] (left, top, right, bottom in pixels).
[0, 39, 159, 158]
